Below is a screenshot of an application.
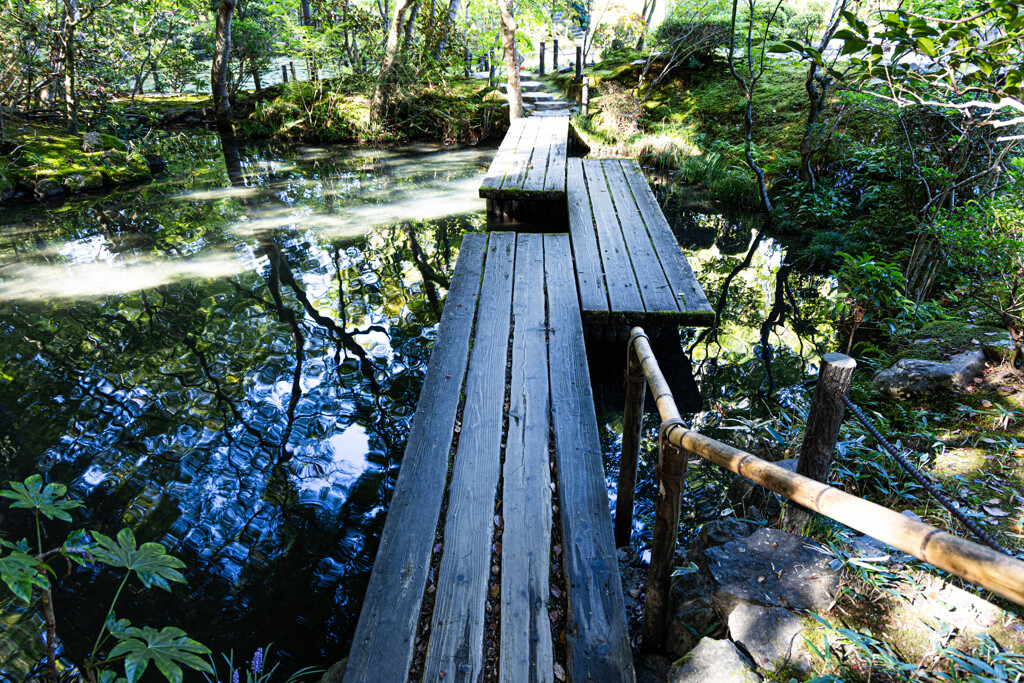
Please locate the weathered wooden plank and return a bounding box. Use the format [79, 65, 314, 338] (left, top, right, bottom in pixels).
[602, 159, 679, 316]
[582, 159, 643, 320]
[543, 117, 569, 194]
[566, 159, 608, 322]
[479, 119, 527, 196]
[544, 233, 635, 682]
[423, 232, 516, 682]
[500, 120, 542, 192]
[500, 233, 554, 683]
[522, 117, 554, 193]
[344, 233, 488, 683]
[619, 160, 713, 325]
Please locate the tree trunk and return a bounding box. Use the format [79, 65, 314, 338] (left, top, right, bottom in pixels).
[496, 0, 523, 120]
[799, 64, 830, 185]
[61, 0, 79, 135]
[402, 2, 419, 48]
[371, 0, 416, 123]
[301, 0, 312, 25]
[253, 69, 262, 91]
[211, 0, 238, 133]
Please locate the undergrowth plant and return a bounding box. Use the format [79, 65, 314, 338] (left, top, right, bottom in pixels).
[0, 475, 212, 683]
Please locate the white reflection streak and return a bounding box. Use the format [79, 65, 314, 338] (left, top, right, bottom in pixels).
[0, 253, 244, 302]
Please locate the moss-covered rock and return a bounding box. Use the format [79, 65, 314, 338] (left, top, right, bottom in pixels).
[64, 171, 105, 192]
[34, 177, 65, 199]
[896, 320, 1005, 362]
[0, 169, 14, 202]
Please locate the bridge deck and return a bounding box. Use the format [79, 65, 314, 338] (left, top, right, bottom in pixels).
[344, 232, 635, 683]
[479, 116, 570, 225]
[568, 158, 714, 326]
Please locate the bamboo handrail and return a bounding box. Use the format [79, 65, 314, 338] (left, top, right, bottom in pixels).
[627, 327, 1024, 611]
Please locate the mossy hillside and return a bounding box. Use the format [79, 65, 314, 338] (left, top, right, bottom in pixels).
[0, 121, 151, 201]
[238, 78, 507, 144]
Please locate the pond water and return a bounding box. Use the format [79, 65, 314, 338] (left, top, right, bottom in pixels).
[0, 135, 836, 679]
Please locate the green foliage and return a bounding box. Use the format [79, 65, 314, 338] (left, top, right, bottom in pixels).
[91, 528, 187, 591]
[832, 252, 912, 354]
[0, 474, 82, 521]
[0, 476, 210, 682]
[109, 625, 213, 683]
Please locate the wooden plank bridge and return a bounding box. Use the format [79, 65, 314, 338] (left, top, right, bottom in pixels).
[345, 116, 711, 682]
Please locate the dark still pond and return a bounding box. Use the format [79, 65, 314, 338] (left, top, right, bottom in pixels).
[0, 134, 491, 678]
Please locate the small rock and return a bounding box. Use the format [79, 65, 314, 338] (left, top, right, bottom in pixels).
[34, 177, 65, 200]
[63, 172, 104, 192]
[670, 637, 760, 683]
[979, 330, 1017, 363]
[81, 131, 104, 152]
[728, 604, 810, 673]
[873, 350, 986, 397]
[318, 658, 347, 683]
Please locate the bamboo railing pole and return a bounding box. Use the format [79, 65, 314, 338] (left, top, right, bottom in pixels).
[642, 419, 687, 651]
[665, 426, 1024, 606]
[628, 326, 1024, 608]
[616, 331, 647, 547]
[782, 353, 856, 533]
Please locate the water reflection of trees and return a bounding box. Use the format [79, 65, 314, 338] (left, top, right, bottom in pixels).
[0, 136, 485, 675]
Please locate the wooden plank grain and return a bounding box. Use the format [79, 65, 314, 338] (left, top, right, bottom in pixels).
[500, 120, 541, 193]
[543, 117, 569, 195]
[480, 119, 527, 197]
[544, 233, 636, 682]
[602, 159, 679, 316]
[583, 159, 643, 320]
[619, 160, 713, 325]
[500, 233, 554, 683]
[522, 118, 554, 193]
[423, 231, 516, 682]
[566, 159, 608, 322]
[343, 233, 488, 683]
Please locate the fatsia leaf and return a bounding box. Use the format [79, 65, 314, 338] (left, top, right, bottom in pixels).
[0, 475, 82, 521]
[90, 529, 186, 590]
[0, 551, 47, 602]
[108, 625, 212, 683]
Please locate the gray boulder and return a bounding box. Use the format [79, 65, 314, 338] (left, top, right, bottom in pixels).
[670, 637, 760, 683]
[728, 604, 810, 673]
[873, 350, 986, 397]
[81, 131, 104, 152]
[64, 172, 104, 192]
[705, 528, 841, 618]
[693, 518, 758, 558]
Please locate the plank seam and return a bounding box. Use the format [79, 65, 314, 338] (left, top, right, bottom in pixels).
[406, 239, 490, 682]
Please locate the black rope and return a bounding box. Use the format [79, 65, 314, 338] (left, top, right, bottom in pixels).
[841, 395, 1012, 556]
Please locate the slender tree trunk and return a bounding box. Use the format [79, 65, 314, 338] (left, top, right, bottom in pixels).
[211, 0, 238, 133]
[371, 0, 416, 123]
[496, 0, 523, 120]
[61, 0, 79, 135]
[402, 2, 419, 49]
[301, 0, 312, 24]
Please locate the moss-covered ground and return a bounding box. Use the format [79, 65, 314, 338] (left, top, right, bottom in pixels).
[0, 121, 153, 203]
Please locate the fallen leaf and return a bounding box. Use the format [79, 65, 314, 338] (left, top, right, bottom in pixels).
[988, 498, 1002, 505]
[551, 585, 561, 598]
[554, 663, 566, 681]
[494, 515, 503, 528]
[628, 588, 641, 598]
[981, 400, 993, 408]
[490, 584, 500, 598]
[434, 543, 443, 554]
[983, 506, 1009, 517]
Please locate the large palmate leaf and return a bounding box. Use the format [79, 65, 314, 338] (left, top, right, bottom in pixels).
[109, 625, 212, 683]
[90, 529, 186, 590]
[0, 475, 83, 521]
[0, 550, 47, 602]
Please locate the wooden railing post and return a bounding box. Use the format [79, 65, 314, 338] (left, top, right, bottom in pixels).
[488, 50, 495, 87]
[581, 76, 589, 116]
[289, 60, 297, 81]
[553, 39, 559, 70]
[281, 64, 289, 83]
[575, 46, 583, 82]
[539, 41, 546, 76]
[781, 352, 856, 533]
[616, 331, 647, 547]
[642, 418, 688, 652]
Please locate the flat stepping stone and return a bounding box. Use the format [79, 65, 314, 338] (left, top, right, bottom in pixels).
[535, 100, 572, 111]
[523, 92, 555, 102]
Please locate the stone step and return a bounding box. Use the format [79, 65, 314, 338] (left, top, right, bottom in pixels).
[534, 100, 572, 111]
[523, 92, 554, 102]
[531, 109, 576, 117]
[500, 80, 543, 93]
